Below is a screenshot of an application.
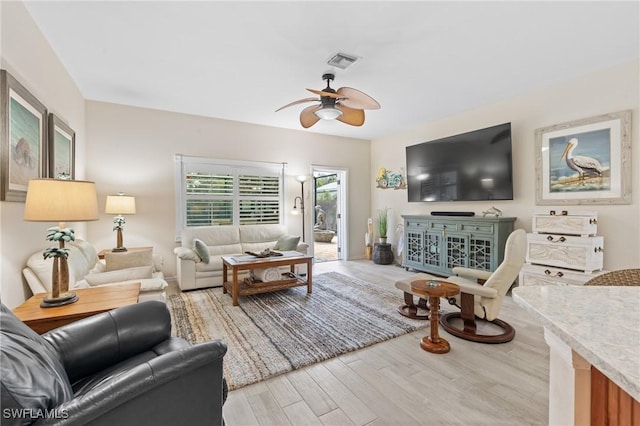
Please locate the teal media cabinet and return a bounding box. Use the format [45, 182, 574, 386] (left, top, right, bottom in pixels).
[402, 215, 516, 276]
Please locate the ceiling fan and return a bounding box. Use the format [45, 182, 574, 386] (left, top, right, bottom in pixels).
[276, 73, 380, 128]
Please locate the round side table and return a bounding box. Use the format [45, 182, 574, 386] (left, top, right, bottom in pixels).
[410, 279, 460, 354]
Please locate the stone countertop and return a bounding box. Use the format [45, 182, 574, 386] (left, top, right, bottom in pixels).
[512, 285, 640, 402]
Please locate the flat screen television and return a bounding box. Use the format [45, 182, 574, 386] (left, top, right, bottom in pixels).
[406, 123, 513, 202]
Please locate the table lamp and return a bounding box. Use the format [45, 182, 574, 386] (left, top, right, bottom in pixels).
[24, 179, 98, 307]
[105, 193, 136, 252]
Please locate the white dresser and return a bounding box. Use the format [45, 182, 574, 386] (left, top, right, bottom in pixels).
[520, 210, 607, 286]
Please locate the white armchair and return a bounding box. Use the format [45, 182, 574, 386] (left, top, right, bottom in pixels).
[23, 239, 168, 302]
[440, 229, 527, 343]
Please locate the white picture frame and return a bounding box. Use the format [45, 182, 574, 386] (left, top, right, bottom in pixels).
[535, 110, 631, 205]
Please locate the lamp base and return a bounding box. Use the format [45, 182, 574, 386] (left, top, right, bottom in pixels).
[40, 291, 78, 308]
[112, 247, 128, 252]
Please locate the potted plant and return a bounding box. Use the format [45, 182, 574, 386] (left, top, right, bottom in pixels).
[377, 208, 388, 244]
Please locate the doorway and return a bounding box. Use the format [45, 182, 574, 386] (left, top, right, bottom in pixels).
[311, 167, 347, 262]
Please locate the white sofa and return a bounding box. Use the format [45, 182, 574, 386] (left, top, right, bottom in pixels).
[23, 239, 168, 302]
[174, 224, 308, 291]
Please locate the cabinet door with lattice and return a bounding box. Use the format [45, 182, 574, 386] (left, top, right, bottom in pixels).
[404, 227, 424, 268]
[468, 235, 493, 271]
[444, 233, 469, 272]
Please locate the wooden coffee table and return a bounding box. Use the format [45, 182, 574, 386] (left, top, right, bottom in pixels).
[222, 252, 313, 306]
[405, 279, 460, 354]
[13, 283, 141, 334]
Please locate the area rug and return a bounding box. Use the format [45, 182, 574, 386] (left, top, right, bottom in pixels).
[167, 271, 428, 390]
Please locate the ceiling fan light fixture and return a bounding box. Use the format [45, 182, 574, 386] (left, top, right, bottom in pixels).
[314, 105, 343, 120]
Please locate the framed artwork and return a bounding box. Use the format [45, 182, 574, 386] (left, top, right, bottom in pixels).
[48, 114, 75, 180]
[535, 110, 631, 205]
[1, 70, 47, 202]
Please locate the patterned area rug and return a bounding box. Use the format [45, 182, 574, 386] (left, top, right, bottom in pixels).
[167, 271, 428, 390]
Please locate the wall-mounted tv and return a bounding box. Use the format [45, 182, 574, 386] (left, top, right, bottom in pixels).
[406, 123, 513, 202]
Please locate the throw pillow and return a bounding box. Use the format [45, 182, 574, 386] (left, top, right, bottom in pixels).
[193, 238, 210, 263]
[85, 266, 153, 286]
[273, 235, 301, 251]
[104, 248, 153, 272]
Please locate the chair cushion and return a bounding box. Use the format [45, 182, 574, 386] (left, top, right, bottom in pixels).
[85, 266, 153, 286]
[182, 226, 240, 247]
[239, 224, 287, 244]
[0, 304, 73, 414]
[273, 235, 301, 251]
[104, 249, 153, 271]
[193, 238, 210, 263]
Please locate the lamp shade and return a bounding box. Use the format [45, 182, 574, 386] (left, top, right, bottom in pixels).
[314, 106, 343, 120]
[24, 179, 99, 222]
[105, 195, 136, 215]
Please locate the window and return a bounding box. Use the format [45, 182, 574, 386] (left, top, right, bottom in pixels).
[174, 155, 284, 237]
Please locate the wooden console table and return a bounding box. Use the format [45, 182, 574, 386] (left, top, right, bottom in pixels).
[222, 253, 312, 306]
[13, 283, 141, 334]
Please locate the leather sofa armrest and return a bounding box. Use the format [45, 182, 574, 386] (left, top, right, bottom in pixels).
[51, 340, 228, 426]
[152, 253, 165, 272]
[43, 301, 171, 383]
[451, 267, 493, 282]
[446, 275, 499, 298]
[22, 267, 48, 295]
[174, 246, 201, 262]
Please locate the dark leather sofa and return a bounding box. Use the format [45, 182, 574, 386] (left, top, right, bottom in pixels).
[1, 300, 227, 425]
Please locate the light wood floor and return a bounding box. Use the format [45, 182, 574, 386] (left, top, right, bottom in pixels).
[213, 260, 550, 425]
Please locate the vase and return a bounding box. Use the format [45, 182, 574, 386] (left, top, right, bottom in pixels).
[379, 237, 387, 244]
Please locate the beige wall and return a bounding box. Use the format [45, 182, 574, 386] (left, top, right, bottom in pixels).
[0, 1, 86, 308]
[371, 60, 640, 271]
[85, 101, 371, 279]
[1, 0, 637, 309]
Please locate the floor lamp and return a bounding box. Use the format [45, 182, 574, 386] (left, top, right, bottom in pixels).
[291, 175, 308, 242]
[24, 179, 98, 307]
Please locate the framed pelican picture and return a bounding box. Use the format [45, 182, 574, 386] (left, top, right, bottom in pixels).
[535, 110, 631, 205]
[0, 70, 48, 202]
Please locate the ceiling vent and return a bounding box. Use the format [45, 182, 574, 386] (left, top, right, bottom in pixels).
[326, 52, 359, 70]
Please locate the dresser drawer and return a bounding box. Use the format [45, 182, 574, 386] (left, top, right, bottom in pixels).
[429, 221, 459, 232]
[532, 210, 597, 236]
[519, 263, 608, 286]
[406, 220, 427, 228]
[460, 223, 494, 234]
[526, 233, 604, 272]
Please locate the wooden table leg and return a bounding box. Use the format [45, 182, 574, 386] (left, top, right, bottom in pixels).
[232, 267, 239, 306]
[222, 262, 228, 294]
[306, 259, 312, 294]
[460, 292, 477, 335]
[420, 295, 451, 354]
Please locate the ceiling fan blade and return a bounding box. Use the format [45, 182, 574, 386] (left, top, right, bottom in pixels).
[275, 97, 319, 112]
[306, 88, 341, 99]
[336, 87, 381, 110]
[300, 105, 321, 128]
[336, 105, 365, 126]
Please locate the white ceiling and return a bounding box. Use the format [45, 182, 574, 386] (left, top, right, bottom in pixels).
[23, 1, 639, 141]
